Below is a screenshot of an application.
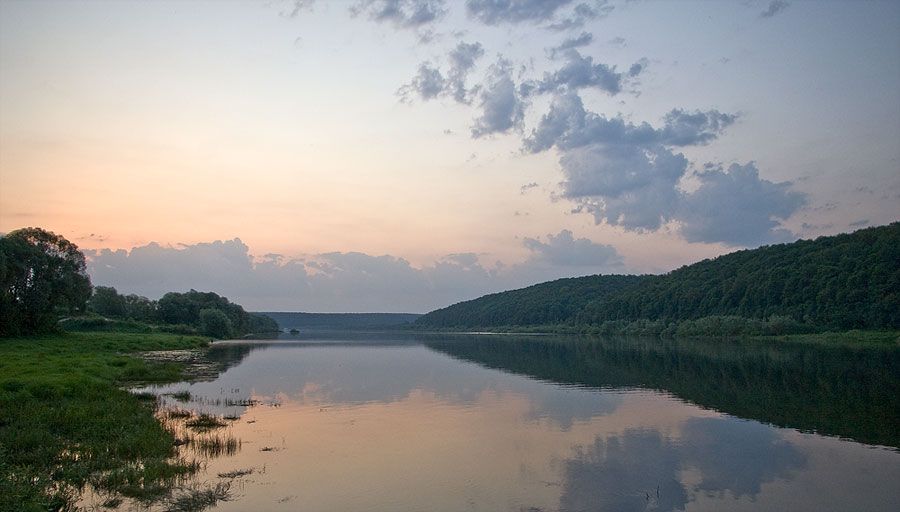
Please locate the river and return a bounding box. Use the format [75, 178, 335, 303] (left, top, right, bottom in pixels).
[123, 332, 900, 511]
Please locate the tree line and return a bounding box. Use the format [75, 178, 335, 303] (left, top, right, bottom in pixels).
[416, 274, 648, 329]
[88, 286, 278, 338]
[1, 227, 277, 338]
[416, 222, 900, 333]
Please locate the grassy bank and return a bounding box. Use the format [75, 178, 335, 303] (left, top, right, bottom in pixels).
[412, 316, 900, 347]
[0, 332, 210, 511]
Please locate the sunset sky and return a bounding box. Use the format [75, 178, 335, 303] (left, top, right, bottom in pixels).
[1, 0, 898, 312]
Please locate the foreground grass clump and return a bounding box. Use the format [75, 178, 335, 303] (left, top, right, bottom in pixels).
[0, 332, 210, 511]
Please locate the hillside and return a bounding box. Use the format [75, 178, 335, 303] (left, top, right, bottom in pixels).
[415, 274, 648, 329]
[416, 223, 900, 331]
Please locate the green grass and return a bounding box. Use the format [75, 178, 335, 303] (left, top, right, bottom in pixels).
[184, 413, 227, 431]
[749, 329, 900, 348]
[0, 331, 210, 512]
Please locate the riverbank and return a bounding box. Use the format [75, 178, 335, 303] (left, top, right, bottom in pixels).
[0, 331, 211, 511]
[411, 323, 900, 346]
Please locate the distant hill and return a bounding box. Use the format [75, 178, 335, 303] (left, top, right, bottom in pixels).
[415, 274, 648, 329]
[259, 312, 421, 330]
[416, 222, 900, 331]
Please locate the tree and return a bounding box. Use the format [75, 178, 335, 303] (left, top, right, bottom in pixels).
[0, 228, 92, 336]
[158, 290, 252, 335]
[89, 285, 127, 318]
[247, 312, 280, 333]
[123, 293, 158, 323]
[199, 308, 233, 339]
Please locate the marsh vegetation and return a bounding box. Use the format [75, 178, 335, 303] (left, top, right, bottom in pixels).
[0, 332, 238, 511]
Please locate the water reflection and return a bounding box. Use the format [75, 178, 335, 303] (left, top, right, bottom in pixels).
[427, 335, 900, 448]
[561, 429, 688, 512]
[155, 340, 624, 430]
[557, 419, 808, 512]
[681, 418, 806, 498]
[133, 334, 900, 512]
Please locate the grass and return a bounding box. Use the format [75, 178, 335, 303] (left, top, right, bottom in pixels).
[0, 331, 211, 512]
[168, 391, 193, 402]
[184, 413, 227, 431]
[217, 468, 253, 479]
[164, 482, 231, 512]
[745, 329, 900, 348]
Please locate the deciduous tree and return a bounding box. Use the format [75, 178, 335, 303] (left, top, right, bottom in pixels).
[0, 227, 92, 336]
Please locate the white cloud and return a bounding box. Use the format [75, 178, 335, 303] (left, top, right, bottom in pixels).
[522, 229, 621, 267]
[471, 57, 527, 137]
[678, 162, 805, 246]
[466, 0, 574, 26]
[86, 231, 622, 313]
[398, 41, 484, 104]
[352, 0, 447, 28]
[517, 92, 801, 244]
[536, 49, 632, 95]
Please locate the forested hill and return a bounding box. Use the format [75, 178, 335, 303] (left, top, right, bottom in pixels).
[416, 222, 900, 331]
[415, 274, 649, 329]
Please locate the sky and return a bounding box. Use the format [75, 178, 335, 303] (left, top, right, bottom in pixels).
[1, 0, 898, 313]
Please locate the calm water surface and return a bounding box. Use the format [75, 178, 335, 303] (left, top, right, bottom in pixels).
[130, 333, 900, 512]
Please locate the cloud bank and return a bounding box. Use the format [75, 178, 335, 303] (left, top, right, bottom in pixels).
[86, 232, 621, 313]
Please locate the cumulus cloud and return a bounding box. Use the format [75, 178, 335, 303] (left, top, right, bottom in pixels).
[523, 93, 733, 154]
[447, 41, 486, 102]
[398, 62, 446, 101]
[471, 57, 527, 137]
[85, 230, 623, 313]
[522, 229, 621, 267]
[760, 0, 789, 19]
[465, 0, 610, 31]
[466, 0, 574, 25]
[398, 41, 484, 104]
[536, 49, 631, 95]
[352, 0, 447, 28]
[546, 1, 614, 31]
[549, 31, 594, 58]
[627, 58, 646, 77]
[521, 93, 801, 243]
[311, 1, 800, 249]
[678, 162, 806, 246]
[561, 144, 688, 230]
[659, 108, 738, 146]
